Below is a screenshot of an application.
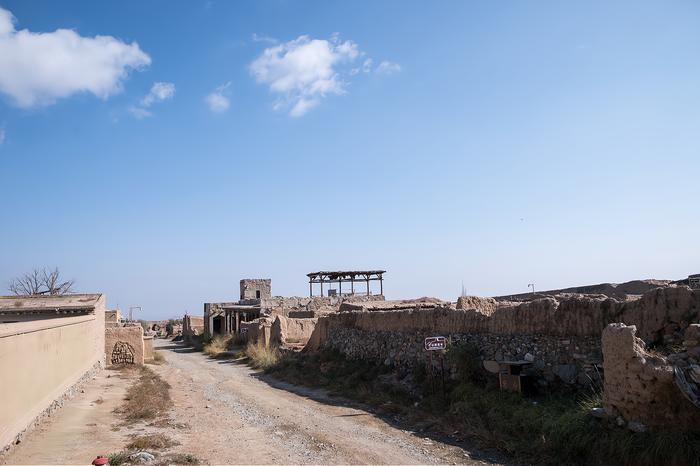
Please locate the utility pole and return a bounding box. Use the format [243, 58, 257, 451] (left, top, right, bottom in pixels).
[129, 306, 141, 322]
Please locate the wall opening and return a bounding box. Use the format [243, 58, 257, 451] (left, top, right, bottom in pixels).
[213, 315, 223, 335]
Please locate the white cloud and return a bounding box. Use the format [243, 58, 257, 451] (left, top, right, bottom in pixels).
[130, 82, 175, 118]
[252, 33, 277, 44]
[128, 106, 151, 119]
[0, 6, 150, 108]
[205, 82, 231, 113]
[141, 82, 175, 107]
[250, 35, 361, 117]
[376, 60, 401, 75]
[350, 58, 373, 76]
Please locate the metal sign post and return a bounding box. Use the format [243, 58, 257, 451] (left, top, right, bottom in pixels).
[424, 336, 447, 398]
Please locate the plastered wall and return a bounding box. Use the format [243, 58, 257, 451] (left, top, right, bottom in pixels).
[0, 296, 105, 451]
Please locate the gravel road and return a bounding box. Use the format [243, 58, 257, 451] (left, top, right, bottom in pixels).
[152, 340, 504, 465]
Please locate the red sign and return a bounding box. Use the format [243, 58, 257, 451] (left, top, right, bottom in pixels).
[424, 336, 447, 351]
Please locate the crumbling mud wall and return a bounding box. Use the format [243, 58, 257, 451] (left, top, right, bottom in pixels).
[602, 323, 700, 429]
[261, 294, 386, 318]
[105, 326, 144, 366]
[305, 287, 699, 390]
[182, 315, 204, 340]
[241, 318, 272, 347]
[270, 316, 317, 347]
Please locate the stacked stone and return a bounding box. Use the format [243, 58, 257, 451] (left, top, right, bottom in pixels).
[325, 327, 602, 389]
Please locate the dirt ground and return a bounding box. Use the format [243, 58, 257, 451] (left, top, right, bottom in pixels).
[1, 368, 138, 465]
[4, 339, 507, 465]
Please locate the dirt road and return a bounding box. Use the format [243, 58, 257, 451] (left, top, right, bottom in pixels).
[149, 340, 499, 465]
[4, 340, 505, 465]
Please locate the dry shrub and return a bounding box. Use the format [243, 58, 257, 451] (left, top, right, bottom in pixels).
[116, 366, 171, 422]
[203, 335, 232, 356]
[245, 341, 280, 370]
[126, 433, 178, 450]
[156, 453, 200, 465]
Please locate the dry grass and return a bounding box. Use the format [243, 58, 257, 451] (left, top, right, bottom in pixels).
[245, 341, 280, 370]
[115, 366, 171, 423]
[203, 335, 232, 356]
[147, 351, 166, 365]
[126, 433, 179, 451]
[156, 453, 200, 465]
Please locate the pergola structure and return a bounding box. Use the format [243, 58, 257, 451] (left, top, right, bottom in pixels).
[307, 270, 386, 297]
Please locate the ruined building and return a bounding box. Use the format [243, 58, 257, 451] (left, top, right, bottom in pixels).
[203, 279, 270, 338]
[203, 271, 388, 342]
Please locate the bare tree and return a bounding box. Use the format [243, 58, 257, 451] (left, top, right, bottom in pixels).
[8, 267, 75, 296]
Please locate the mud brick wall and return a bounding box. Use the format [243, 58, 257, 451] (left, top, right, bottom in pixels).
[602, 323, 700, 429]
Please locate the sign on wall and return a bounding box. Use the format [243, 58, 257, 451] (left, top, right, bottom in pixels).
[424, 336, 447, 351]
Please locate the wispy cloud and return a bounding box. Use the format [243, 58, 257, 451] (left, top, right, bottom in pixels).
[0, 6, 150, 108]
[252, 33, 278, 45]
[376, 61, 401, 75]
[249, 34, 361, 117]
[129, 82, 175, 118]
[205, 82, 231, 113]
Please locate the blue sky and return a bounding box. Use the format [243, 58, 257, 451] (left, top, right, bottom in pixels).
[1, 1, 699, 319]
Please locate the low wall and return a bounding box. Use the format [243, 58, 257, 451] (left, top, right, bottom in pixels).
[105, 326, 145, 366]
[0, 306, 105, 452]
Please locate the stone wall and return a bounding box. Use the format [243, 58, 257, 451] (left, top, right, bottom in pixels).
[325, 327, 601, 388]
[105, 326, 145, 366]
[602, 323, 700, 429]
[305, 287, 700, 390]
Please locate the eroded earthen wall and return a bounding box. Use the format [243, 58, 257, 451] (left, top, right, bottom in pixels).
[270, 316, 318, 347]
[602, 323, 700, 429]
[306, 287, 699, 390]
[105, 326, 144, 366]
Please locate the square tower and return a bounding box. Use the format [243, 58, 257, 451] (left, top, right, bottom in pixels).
[240, 279, 271, 300]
